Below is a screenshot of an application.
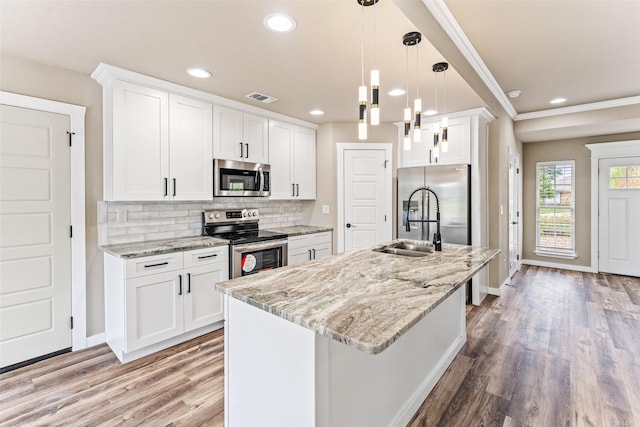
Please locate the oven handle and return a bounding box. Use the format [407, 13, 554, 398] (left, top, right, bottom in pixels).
[257, 167, 264, 195]
[232, 239, 288, 254]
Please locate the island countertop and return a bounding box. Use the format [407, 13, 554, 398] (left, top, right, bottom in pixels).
[215, 241, 499, 355]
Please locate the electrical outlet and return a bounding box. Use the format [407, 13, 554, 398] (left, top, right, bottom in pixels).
[322, 204, 330, 214]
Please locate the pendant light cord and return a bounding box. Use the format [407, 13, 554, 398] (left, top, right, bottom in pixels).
[415, 46, 419, 99]
[361, 3, 365, 86]
[405, 45, 409, 108]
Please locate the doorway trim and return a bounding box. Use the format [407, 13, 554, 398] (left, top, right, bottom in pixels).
[0, 91, 87, 351]
[586, 140, 640, 274]
[336, 143, 393, 253]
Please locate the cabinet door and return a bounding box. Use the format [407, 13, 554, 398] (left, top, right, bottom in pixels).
[293, 126, 316, 199]
[169, 95, 213, 200]
[112, 80, 169, 200]
[312, 244, 332, 260]
[288, 247, 312, 265]
[268, 120, 294, 199]
[398, 123, 432, 168]
[183, 263, 227, 331]
[213, 105, 244, 161]
[125, 271, 183, 352]
[437, 116, 471, 165]
[244, 113, 269, 164]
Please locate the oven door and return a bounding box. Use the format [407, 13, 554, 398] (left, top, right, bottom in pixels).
[214, 159, 270, 197]
[231, 239, 288, 278]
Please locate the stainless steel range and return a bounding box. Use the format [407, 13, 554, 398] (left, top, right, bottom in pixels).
[203, 209, 288, 279]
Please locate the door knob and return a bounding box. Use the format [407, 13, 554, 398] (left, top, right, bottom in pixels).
[346, 223, 352, 228]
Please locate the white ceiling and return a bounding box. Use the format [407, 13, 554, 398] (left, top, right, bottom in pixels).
[1, 0, 639, 137]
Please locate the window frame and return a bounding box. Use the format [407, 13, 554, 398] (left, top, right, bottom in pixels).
[534, 160, 577, 259]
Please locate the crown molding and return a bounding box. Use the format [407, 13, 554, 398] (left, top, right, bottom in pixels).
[514, 96, 640, 121]
[422, 0, 517, 119]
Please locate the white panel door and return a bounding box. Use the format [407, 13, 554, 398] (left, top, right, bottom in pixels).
[508, 151, 520, 277]
[0, 105, 72, 368]
[344, 149, 387, 251]
[168, 94, 213, 200]
[599, 157, 640, 277]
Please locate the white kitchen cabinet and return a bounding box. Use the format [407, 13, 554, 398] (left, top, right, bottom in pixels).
[398, 116, 471, 167]
[269, 120, 316, 200]
[107, 79, 212, 201]
[104, 246, 228, 363]
[213, 105, 269, 164]
[287, 231, 332, 265]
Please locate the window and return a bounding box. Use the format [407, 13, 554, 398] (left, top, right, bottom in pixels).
[609, 165, 640, 189]
[535, 161, 576, 258]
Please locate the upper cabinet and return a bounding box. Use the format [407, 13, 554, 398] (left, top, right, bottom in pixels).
[268, 120, 316, 200]
[213, 105, 268, 164]
[398, 109, 492, 168]
[108, 80, 213, 201]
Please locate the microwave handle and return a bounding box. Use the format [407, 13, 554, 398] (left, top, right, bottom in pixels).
[257, 167, 264, 194]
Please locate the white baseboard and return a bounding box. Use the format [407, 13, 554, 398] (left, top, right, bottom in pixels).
[521, 259, 596, 273]
[487, 277, 509, 297]
[86, 332, 106, 348]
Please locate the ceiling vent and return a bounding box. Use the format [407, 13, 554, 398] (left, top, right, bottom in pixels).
[246, 92, 278, 104]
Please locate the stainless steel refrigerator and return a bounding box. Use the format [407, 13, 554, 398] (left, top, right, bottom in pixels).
[397, 164, 471, 246]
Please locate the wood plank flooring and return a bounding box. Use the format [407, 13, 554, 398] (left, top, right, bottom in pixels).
[1, 266, 639, 426]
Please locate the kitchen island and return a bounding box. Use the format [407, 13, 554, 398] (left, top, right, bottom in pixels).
[216, 241, 499, 427]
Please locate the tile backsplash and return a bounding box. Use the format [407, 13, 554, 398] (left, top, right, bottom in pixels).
[98, 199, 304, 246]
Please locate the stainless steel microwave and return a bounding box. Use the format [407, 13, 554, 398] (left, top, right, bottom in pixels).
[213, 159, 270, 197]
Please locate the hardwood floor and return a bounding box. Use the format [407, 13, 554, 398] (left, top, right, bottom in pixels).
[1, 266, 639, 426]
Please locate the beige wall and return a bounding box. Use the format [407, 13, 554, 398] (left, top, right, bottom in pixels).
[522, 131, 640, 267]
[1, 54, 105, 335]
[302, 122, 399, 253]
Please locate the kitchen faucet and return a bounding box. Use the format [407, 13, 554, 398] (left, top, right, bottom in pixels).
[405, 187, 442, 251]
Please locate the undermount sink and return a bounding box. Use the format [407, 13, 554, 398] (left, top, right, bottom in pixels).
[373, 240, 434, 257]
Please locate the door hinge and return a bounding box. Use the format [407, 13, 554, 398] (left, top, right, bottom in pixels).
[384, 160, 389, 169]
[67, 131, 75, 146]
[384, 214, 387, 222]
[517, 168, 520, 174]
[70, 316, 74, 329]
[517, 254, 520, 260]
[70, 225, 73, 238]
[517, 211, 520, 218]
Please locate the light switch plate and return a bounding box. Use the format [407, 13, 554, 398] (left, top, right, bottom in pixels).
[322, 204, 330, 214]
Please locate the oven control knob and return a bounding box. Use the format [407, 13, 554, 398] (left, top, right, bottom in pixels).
[214, 212, 220, 219]
[251, 210, 258, 217]
[241, 209, 248, 218]
[208, 213, 215, 219]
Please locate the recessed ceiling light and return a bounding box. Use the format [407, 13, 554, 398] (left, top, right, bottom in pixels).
[309, 109, 324, 116]
[550, 97, 567, 104]
[186, 67, 212, 79]
[388, 88, 405, 96]
[423, 109, 438, 116]
[264, 13, 296, 32]
[507, 90, 521, 98]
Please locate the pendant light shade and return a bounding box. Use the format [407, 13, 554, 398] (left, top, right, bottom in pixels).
[413, 98, 422, 142]
[371, 69, 380, 125]
[403, 107, 412, 150]
[402, 31, 421, 151]
[433, 121, 440, 159]
[433, 62, 449, 154]
[359, 84, 368, 140]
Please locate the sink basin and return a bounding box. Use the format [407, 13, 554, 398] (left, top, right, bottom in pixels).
[373, 240, 434, 257]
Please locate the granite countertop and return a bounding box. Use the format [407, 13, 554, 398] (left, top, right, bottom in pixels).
[267, 225, 333, 237]
[100, 236, 229, 259]
[216, 241, 499, 355]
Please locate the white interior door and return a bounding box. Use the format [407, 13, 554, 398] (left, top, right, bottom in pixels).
[508, 151, 520, 277]
[0, 105, 72, 369]
[343, 149, 388, 251]
[599, 157, 640, 277]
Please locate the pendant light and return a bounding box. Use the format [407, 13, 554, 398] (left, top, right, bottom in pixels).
[356, 0, 380, 140]
[412, 33, 423, 143]
[402, 32, 421, 151]
[370, 0, 380, 126]
[433, 62, 449, 153]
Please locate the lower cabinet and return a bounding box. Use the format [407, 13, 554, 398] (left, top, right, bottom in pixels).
[287, 231, 332, 266]
[105, 246, 228, 363]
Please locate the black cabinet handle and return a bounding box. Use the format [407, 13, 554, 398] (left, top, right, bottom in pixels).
[308, 249, 312, 260]
[197, 254, 218, 259]
[239, 142, 244, 158]
[172, 178, 176, 197]
[178, 274, 183, 295]
[144, 261, 169, 268]
[245, 143, 249, 159]
[312, 248, 316, 259]
[296, 183, 299, 197]
[164, 177, 168, 196]
[292, 183, 295, 197]
[187, 273, 191, 293]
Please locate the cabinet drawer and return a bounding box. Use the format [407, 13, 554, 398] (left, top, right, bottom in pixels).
[287, 234, 309, 251]
[126, 252, 183, 279]
[184, 246, 228, 269]
[307, 231, 331, 246]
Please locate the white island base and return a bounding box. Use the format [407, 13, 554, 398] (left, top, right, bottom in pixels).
[223, 286, 466, 427]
